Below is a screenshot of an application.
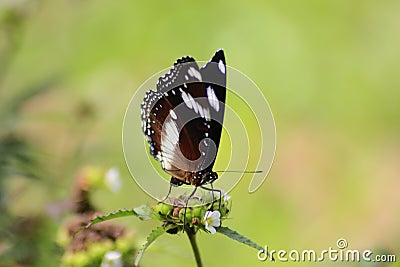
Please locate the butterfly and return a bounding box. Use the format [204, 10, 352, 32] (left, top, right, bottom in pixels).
[140, 49, 226, 193]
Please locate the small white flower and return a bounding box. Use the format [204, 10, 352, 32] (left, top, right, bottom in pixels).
[101, 251, 122, 267]
[105, 167, 122, 193]
[203, 210, 221, 234]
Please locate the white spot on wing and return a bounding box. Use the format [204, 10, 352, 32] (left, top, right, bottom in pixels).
[198, 104, 204, 118]
[182, 91, 193, 109]
[218, 60, 225, 74]
[188, 94, 198, 114]
[188, 67, 202, 81]
[207, 86, 220, 112]
[161, 118, 179, 169]
[169, 109, 177, 120]
[204, 107, 211, 121]
[163, 119, 179, 147]
[180, 90, 211, 121]
[162, 159, 172, 170]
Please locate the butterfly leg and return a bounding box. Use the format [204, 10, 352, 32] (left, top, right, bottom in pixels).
[160, 177, 185, 203]
[199, 184, 222, 211]
[182, 186, 198, 231]
[212, 183, 222, 211]
[160, 183, 173, 203]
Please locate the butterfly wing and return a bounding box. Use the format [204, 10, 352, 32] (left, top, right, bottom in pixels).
[141, 50, 227, 185]
[198, 50, 226, 171]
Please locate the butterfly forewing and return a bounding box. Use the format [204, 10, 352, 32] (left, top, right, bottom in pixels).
[199, 50, 226, 169]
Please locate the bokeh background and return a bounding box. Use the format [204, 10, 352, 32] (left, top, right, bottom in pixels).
[1, 1, 399, 266]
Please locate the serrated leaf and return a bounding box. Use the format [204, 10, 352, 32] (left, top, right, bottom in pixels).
[216, 226, 266, 252]
[74, 208, 136, 235]
[134, 226, 170, 267]
[75, 205, 153, 236]
[133, 204, 152, 221]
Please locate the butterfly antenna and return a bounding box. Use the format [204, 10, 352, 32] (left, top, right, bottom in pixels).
[215, 170, 263, 173]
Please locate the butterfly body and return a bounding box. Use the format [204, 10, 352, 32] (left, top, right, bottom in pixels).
[167, 170, 218, 187]
[141, 50, 226, 188]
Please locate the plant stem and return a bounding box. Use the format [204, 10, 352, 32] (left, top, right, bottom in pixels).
[186, 228, 203, 267]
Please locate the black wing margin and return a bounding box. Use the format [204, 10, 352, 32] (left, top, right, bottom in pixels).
[199, 49, 227, 170]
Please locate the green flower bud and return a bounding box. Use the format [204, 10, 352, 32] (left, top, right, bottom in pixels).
[220, 203, 229, 216]
[153, 202, 173, 217]
[192, 206, 205, 220]
[179, 207, 192, 223]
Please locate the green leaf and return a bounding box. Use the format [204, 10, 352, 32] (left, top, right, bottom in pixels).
[134, 226, 170, 267]
[74, 208, 136, 235]
[133, 204, 153, 221]
[216, 227, 269, 255]
[75, 205, 153, 235]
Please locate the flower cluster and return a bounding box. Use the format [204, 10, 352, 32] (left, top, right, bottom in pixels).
[151, 191, 231, 234]
[71, 189, 267, 267]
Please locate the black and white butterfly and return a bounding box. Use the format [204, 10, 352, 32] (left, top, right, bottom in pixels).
[140, 50, 226, 193]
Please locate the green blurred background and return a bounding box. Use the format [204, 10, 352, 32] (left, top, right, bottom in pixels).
[1, 0, 399, 266]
